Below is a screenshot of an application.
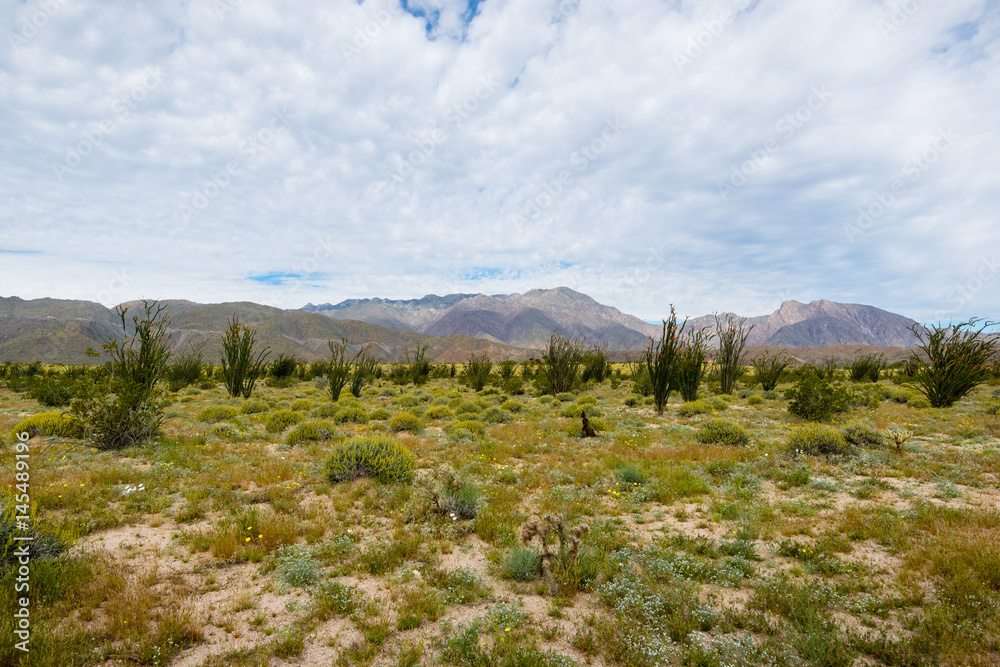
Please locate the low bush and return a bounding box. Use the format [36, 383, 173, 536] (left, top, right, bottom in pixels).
[678, 400, 714, 417]
[696, 418, 750, 447]
[9, 411, 85, 440]
[747, 395, 763, 405]
[500, 400, 525, 413]
[908, 396, 931, 409]
[286, 420, 336, 446]
[369, 407, 392, 420]
[504, 546, 540, 581]
[196, 404, 238, 423]
[984, 401, 1000, 416]
[265, 409, 304, 433]
[389, 412, 422, 432]
[445, 420, 487, 439]
[423, 405, 454, 420]
[481, 407, 513, 424]
[785, 376, 853, 421]
[239, 397, 270, 414]
[788, 423, 852, 457]
[272, 544, 321, 588]
[323, 434, 416, 484]
[335, 406, 369, 424]
[841, 420, 886, 448]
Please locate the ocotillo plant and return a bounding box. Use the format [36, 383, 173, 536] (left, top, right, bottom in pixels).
[676, 327, 712, 402]
[714, 313, 754, 395]
[327, 338, 352, 401]
[464, 351, 493, 392]
[543, 331, 584, 394]
[350, 346, 379, 398]
[221, 314, 271, 399]
[646, 305, 687, 414]
[908, 319, 999, 407]
[751, 350, 792, 391]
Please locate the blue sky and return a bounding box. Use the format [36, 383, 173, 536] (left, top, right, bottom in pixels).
[0, 0, 998, 324]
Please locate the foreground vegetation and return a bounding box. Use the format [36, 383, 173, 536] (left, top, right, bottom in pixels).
[1, 326, 999, 665]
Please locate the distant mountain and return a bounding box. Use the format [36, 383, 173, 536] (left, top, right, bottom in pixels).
[685, 299, 921, 348]
[303, 287, 659, 350]
[304, 290, 921, 350]
[0, 296, 529, 365]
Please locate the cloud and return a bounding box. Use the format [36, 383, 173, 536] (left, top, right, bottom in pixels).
[0, 0, 998, 325]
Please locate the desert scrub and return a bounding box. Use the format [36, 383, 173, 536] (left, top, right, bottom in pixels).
[334, 405, 369, 424]
[323, 434, 416, 484]
[678, 400, 714, 417]
[0, 499, 67, 566]
[311, 403, 337, 418]
[265, 409, 304, 433]
[423, 405, 454, 420]
[239, 397, 270, 414]
[500, 399, 525, 412]
[444, 419, 487, 440]
[746, 394, 763, 405]
[788, 423, 852, 457]
[785, 375, 852, 421]
[286, 420, 336, 446]
[841, 420, 886, 448]
[8, 411, 84, 440]
[289, 398, 314, 412]
[415, 466, 481, 519]
[369, 407, 392, 420]
[696, 418, 750, 447]
[481, 407, 513, 424]
[196, 404, 238, 423]
[503, 546, 540, 581]
[389, 412, 422, 432]
[564, 415, 607, 436]
[272, 544, 321, 587]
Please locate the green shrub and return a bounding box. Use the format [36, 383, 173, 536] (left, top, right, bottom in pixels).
[287, 420, 336, 446]
[617, 464, 649, 486]
[762, 390, 780, 400]
[984, 401, 1000, 416]
[273, 544, 321, 587]
[9, 411, 84, 441]
[560, 402, 583, 418]
[908, 319, 1000, 407]
[445, 420, 487, 439]
[565, 415, 607, 437]
[785, 376, 852, 421]
[646, 307, 687, 413]
[289, 398, 314, 411]
[390, 412, 422, 432]
[0, 500, 66, 567]
[543, 333, 585, 395]
[908, 396, 931, 409]
[423, 405, 455, 420]
[705, 396, 729, 411]
[196, 404, 238, 423]
[221, 312, 271, 399]
[848, 353, 888, 383]
[678, 400, 713, 417]
[788, 423, 852, 456]
[747, 395, 763, 405]
[841, 420, 886, 448]
[455, 400, 487, 415]
[751, 351, 792, 391]
[335, 406, 369, 424]
[369, 407, 392, 421]
[323, 434, 416, 484]
[240, 397, 270, 414]
[504, 546, 540, 581]
[500, 400, 525, 413]
[265, 409, 304, 433]
[311, 403, 337, 418]
[696, 418, 750, 447]
[395, 394, 420, 408]
[211, 422, 244, 439]
[463, 352, 493, 392]
[481, 407, 513, 424]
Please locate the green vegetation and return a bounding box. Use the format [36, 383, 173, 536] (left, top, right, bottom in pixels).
[714, 312, 754, 394]
[908, 319, 1000, 407]
[463, 351, 493, 392]
[751, 349, 792, 391]
[220, 312, 271, 399]
[324, 434, 416, 484]
[646, 305, 686, 414]
[541, 331, 584, 394]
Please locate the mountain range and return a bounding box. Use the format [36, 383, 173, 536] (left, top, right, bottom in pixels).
[0, 288, 922, 365]
[303, 288, 922, 351]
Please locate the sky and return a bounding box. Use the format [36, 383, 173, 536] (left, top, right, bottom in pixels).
[0, 0, 998, 325]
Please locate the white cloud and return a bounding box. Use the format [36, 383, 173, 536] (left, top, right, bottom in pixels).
[0, 0, 997, 324]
